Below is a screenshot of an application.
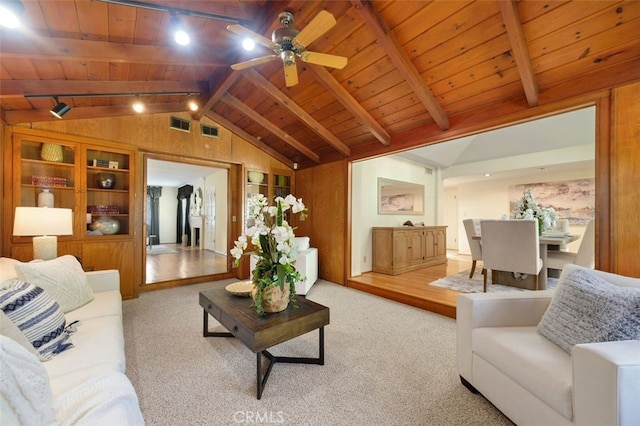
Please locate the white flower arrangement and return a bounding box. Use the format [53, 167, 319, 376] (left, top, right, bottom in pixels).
[231, 193, 307, 315]
[511, 188, 558, 233]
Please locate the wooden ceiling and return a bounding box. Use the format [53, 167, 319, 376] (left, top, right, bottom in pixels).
[1, 1, 639, 169]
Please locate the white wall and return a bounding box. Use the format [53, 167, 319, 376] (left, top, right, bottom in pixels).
[453, 165, 594, 256]
[351, 156, 438, 276]
[205, 169, 228, 255]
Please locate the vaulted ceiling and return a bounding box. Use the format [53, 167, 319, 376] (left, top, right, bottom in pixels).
[1, 1, 639, 169]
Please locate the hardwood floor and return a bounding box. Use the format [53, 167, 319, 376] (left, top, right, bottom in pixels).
[144, 245, 471, 319]
[145, 243, 228, 284]
[348, 251, 473, 319]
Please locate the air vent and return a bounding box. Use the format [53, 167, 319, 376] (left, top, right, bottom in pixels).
[425, 167, 433, 175]
[201, 124, 219, 138]
[170, 117, 191, 133]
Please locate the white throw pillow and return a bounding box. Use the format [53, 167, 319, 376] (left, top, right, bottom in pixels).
[537, 268, 640, 353]
[0, 335, 57, 425]
[15, 255, 94, 313]
[0, 281, 74, 361]
[0, 257, 21, 288]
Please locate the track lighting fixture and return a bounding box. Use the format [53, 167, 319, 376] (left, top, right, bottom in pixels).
[50, 97, 71, 119]
[132, 97, 145, 113]
[171, 14, 191, 46]
[188, 99, 199, 112]
[0, 0, 24, 29]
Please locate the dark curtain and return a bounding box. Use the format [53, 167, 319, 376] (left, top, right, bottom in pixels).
[147, 186, 162, 246]
[177, 185, 193, 245]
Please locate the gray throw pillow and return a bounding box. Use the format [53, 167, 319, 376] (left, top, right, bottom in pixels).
[537, 268, 640, 353]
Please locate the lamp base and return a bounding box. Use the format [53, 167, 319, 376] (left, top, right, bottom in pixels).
[33, 236, 58, 260]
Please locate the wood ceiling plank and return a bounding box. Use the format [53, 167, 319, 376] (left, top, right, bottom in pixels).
[204, 111, 294, 168]
[221, 93, 320, 162]
[397, 2, 488, 54]
[498, 0, 539, 107]
[0, 35, 228, 66]
[107, 3, 137, 43]
[243, 69, 351, 156]
[307, 64, 390, 145]
[410, 12, 505, 71]
[527, 1, 639, 58]
[373, 0, 438, 33]
[39, 0, 80, 37]
[532, 19, 640, 74]
[351, 0, 449, 130]
[523, 0, 620, 41]
[76, 1, 109, 41]
[536, 40, 640, 90]
[60, 60, 90, 81]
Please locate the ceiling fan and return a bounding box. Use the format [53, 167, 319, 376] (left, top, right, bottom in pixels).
[227, 11, 348, 87]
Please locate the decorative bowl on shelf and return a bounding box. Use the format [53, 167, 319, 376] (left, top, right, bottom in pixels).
[96, 172, 116, 189]
[248, 171, 264, 184]
[90, 216, 120, 235]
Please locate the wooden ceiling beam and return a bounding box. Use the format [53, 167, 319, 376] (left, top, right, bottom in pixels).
[204, 111, 294, 168]
[0, 80, 207, 98]
[350, 0, 449, 131]
[498, 0, 539, 107]
[221, 93, 321, 163]
[307, 64, 391, 146]
[194, 71, 240, 121]
[3, 102, 193, 125]
[0, 34, 227, 66]
[243, 69, 351, 157]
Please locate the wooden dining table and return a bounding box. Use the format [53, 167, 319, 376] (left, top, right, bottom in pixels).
[472, 233, 580, 290]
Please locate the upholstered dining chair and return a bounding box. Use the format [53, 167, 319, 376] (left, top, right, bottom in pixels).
[547, 219, 595, 270]
[463, 219, 483, 278]
[480, 219, 543, 292]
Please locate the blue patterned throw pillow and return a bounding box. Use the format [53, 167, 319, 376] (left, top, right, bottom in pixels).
[0, 280, 74, 361]
[537, 269, 640, 353]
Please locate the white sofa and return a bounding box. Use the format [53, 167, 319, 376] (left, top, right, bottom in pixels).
[250, 236, 318, 296]
[457, 264, 640, 426]
[0, 257, 143, 425]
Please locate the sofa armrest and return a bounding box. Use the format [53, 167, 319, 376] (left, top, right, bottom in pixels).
[573, 340, 640, 426]
[456, 291, 554, 381]
[85, 270, 120, 294]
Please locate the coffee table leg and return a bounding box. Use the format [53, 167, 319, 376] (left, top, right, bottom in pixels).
[254, 327, 325, 399]
[202, 310, 233, 338]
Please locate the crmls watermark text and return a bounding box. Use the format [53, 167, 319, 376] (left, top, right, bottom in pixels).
[233, 411, 285, 424]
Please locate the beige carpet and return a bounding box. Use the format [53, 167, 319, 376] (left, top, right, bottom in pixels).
[123, 280, 513, 426]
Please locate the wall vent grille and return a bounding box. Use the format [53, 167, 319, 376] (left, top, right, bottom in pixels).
[201, 124, 219, 138]
[170, 117, 191, 133]
[425, 167, 433, 175]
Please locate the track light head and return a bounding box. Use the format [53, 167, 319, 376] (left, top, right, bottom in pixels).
[50, 98, 71, 119]
[171, 14, 190, 46]
[0, 0, 24, 29]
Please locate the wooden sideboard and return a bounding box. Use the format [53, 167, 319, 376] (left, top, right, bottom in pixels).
[372, 226, 447, 275]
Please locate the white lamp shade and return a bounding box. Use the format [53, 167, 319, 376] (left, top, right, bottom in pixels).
[13, 207, 73, 236]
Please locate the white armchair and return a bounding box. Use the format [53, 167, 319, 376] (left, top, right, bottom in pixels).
[250, 236, 318, 296]
[457, 264, 640, 426]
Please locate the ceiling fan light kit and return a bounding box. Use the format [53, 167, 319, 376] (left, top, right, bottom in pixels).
[228, 10, 348, 87]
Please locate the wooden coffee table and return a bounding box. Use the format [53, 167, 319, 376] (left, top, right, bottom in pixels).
[199, 283, 330, 399]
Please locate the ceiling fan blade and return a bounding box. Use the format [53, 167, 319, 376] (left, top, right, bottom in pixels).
[293, 10, 336, 49]
[230, 55, 278, 70]
[283, 60, 299, 87]
[299, 51, 347, 69]
[226, 24, 274, 49]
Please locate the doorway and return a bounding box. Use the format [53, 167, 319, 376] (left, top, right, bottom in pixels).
[144, 156, 230, 285]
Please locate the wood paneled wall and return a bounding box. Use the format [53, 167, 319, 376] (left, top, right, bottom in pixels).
[293, 160, 348, 285]
[612, 82, 640, 277]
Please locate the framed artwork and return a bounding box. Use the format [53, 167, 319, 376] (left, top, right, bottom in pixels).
[509, 178, 595, 225]
[378, 178, 424, 215]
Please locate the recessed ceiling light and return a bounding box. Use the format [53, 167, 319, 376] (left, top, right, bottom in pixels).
[484, 173, 492, 177]
[0, 1, 24, 29]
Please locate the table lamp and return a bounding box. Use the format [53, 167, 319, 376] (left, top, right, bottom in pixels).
[13, 207, 73, 260]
